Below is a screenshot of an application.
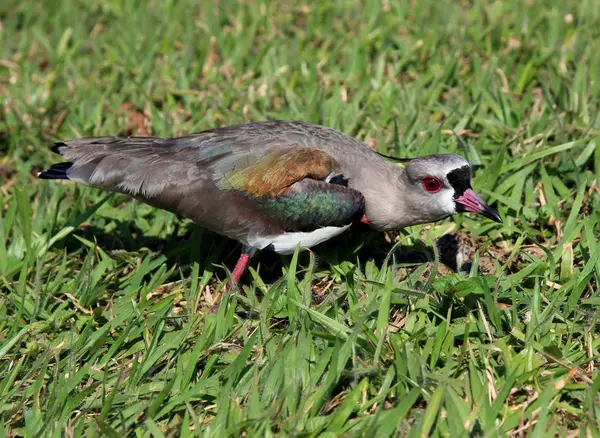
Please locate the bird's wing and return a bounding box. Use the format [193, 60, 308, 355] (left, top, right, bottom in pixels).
[211, 146, 365, 231]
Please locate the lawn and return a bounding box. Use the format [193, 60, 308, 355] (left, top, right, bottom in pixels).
[1, 0, 600, 436]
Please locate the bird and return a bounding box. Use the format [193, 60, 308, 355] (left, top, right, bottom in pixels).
[38, 120, 502, 301]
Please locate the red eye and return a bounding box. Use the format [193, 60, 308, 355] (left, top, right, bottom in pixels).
[422, 177, 442, 193]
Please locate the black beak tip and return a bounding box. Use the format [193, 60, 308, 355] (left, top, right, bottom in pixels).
[482, 206, 503, 224]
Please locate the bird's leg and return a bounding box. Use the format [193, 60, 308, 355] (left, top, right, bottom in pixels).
[210, 246, 257, 313]
[230, 251, 252, 285]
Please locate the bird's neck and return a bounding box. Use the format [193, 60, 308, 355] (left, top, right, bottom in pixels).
[359, 165, 414, 231]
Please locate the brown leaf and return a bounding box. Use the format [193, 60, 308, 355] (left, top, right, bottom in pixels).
[120, 103, 150, 136]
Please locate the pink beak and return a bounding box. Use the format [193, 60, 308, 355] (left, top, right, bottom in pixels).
[455, 189, 502, 223]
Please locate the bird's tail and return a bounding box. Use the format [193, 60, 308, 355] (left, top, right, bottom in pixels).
[37, 136, 166, 193]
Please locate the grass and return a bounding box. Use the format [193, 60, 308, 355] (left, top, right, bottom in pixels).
[1, 0, 600, 435]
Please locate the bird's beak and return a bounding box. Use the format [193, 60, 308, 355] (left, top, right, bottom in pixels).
[455, 189, 502, 223]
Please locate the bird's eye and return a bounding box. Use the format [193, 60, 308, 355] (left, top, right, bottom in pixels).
[422, 177, 442, 193]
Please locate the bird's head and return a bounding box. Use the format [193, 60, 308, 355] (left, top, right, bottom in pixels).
[401, 154, 502, 225]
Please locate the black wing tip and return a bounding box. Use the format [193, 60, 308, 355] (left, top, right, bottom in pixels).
[38, 162, 73, 180]
[51, 142, 68, 154]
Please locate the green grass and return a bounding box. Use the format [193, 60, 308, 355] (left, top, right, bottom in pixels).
[1, 0, 600, 435]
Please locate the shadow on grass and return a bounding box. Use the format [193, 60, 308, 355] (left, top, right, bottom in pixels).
[57, 218, 466, 286]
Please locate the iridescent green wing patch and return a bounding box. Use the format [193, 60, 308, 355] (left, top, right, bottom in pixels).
[254, 179, 365, 231]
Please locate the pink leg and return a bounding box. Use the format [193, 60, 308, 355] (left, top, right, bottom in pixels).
[231, 252, 251, 284]
[210, 248, 254, 313]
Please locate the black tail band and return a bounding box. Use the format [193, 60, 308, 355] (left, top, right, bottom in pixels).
[38, 162, 73, 180]
[51, 142, 67, 154]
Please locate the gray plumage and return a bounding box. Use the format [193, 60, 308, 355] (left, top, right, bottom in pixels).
[39, 120, 501, 254]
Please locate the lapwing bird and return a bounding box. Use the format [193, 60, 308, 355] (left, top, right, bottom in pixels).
[39, 120, 502, 302]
